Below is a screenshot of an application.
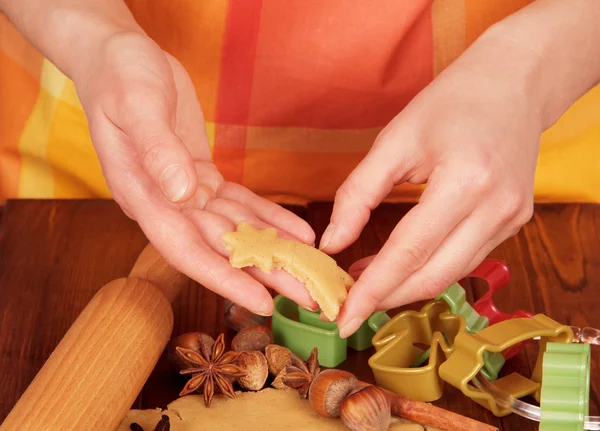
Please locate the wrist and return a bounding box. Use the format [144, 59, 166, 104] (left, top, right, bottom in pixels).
[473, 1, 600, 130]
[1, 0, 144, 82]
[49, 6, 144, 83]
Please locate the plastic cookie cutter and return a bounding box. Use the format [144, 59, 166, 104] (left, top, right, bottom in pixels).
[367, 299, 466, 402]
[407, 258, 534, 374]
[271, 295, 390, 368]
[468, 259, 534, 359]
[435, 283, 506, 380]
[438, 314, 574, 417]
[472, 326, 599, 430]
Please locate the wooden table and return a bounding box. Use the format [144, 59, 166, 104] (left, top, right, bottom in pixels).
[0, 200, 598, 430]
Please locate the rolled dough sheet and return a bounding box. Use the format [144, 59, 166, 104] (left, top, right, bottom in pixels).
[118, 388, 347, 430]
[117, 388, 435, 430]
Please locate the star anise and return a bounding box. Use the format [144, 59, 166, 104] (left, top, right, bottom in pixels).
[282, 347, 321, 398]
[176, 333, 247, 407]
[130, 414, 170, 431]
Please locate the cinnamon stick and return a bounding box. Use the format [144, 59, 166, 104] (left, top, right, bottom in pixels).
[358, 381, 497, 431]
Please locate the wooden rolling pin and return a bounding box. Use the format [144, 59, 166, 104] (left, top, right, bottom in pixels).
[0, 244, 188, 431]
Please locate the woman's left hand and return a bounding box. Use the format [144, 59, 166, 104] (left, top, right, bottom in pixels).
[321, 28, 544, 338]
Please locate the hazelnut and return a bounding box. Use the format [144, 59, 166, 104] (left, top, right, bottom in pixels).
[231, 326, 273, 353]
[225, 299, 266, 331]
[340, 386, 391, 431]
[308, 369, 359, 417]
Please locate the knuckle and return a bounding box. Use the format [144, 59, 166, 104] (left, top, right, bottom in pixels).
[455, 158, 496, 193]
[420, 274, 453, 298]
[362, 288, 388, 308]
[139, 137, 166, 172]
[336, 181, 379, 211]
[501, 194, 524, 220]
[518, 202, 534, 224]
[469, 168, 494, 192]
[387, 240, 431, 274]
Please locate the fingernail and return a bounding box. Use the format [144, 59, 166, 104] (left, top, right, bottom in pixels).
[320, 311, 333, 322]
[319, 224, 335, 250]
[339, 318, 362, 339]
[255, 307, 273, 317]
[161, 165, 188, 202]
[255, 298, 274, 317]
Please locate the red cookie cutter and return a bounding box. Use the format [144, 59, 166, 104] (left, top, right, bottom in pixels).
[463, 259, 534, 359]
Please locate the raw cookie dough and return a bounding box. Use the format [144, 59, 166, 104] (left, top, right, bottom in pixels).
[222, 222, 354, 320]
[118, 388, 435, 431]
[119, 388, 349, 430]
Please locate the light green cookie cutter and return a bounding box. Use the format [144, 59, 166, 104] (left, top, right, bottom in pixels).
[539, 342, 591, 431]
[271, 295, 390, 367]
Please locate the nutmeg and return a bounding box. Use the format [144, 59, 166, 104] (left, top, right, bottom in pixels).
[264, 344, 304, 375]
[340, 386, 391, 431]
[167, 332, 214, 371]
[225, 299, 267, 331]
[308, 369, 359, 418]
[235, 350, 269, 391]
[231, 326, 273, 353]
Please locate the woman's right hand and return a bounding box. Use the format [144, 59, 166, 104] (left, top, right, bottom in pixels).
[73, 30, 317, 316]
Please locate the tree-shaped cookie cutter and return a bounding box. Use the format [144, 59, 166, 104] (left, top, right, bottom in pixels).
[472, 326, 599, 430]
[368, 300, 466, 402]
[407, 258, 534, 379]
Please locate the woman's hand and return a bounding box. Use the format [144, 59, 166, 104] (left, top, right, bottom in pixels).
[326, 0, 600, 338]
[74, 31, 317, 316]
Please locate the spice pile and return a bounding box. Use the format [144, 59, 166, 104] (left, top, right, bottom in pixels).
[125, 324, 487, 431]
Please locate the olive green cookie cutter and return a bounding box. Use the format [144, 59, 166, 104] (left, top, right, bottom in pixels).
[438, 314, 574, 416]
[368, 300, 465, 402]
[435, 282, 506, 380]
[271, 295, 390, 367]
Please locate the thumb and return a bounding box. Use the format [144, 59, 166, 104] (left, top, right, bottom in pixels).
[319, 137, 410, 253]
[120, 93, 197, 204]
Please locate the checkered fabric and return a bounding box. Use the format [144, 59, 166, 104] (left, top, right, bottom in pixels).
[1, 0, 599, 205]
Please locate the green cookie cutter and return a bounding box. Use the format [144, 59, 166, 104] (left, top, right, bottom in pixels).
[271, 295, 390, 367]
[539, 342, 591, 431]
[439, 314, 574, 416]
[471, 326, 599, 429]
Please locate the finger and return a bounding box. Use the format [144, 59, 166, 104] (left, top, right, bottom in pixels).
[348, 255, 376, 274]
[375, 208, 511, 310]
[117, 90, 198, 204]
[140, 211, 275, 316]
[204, 197, 301, 242]
[458, 224, 523, 281]
[218, 182, 315, 245]
[319, 128, 421, 254]
[336, 180, 477, 337]
[185, 209, 318, 310]
[94, 117, 274, 316]
[244, 267, 319, 311]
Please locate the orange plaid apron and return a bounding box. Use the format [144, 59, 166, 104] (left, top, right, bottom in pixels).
[1, 0, 599, 205]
